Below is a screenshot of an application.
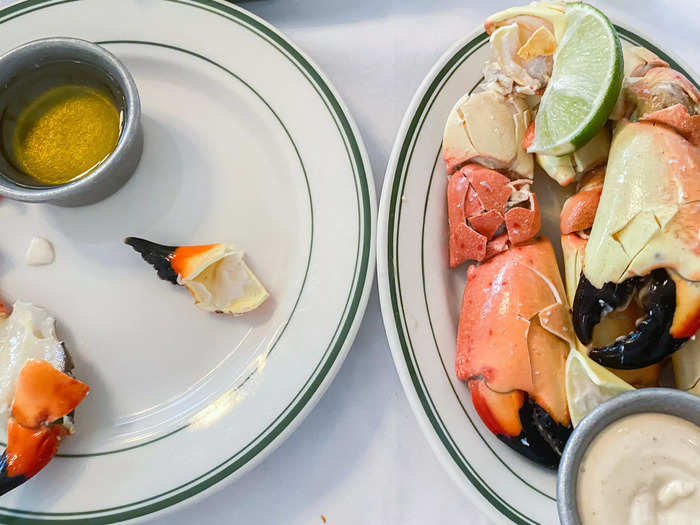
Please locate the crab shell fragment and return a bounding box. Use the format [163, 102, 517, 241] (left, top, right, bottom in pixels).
[442, 90, 533, 178]
[447, 164, 540, 266]
[125, 238, 269, 314]
[456, 238, 573, 465]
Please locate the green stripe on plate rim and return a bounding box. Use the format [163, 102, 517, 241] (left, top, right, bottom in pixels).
[0, 0, 373, 522]
[386, 27, 697, 525]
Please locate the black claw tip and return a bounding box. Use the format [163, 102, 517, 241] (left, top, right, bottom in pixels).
[572, 274, 639, 345]
[497, 396, 572, 469]
[0, 452, 27, 496]
[125, 237, 179, 285]
[588, 270, 688, 369]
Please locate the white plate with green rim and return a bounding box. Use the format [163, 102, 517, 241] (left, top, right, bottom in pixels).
[0, 0, 375, 522]
[377, 22, 698, 525]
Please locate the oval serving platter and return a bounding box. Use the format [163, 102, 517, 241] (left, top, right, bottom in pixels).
[0, 0, 375, 522]
[377, 21, 698, 525]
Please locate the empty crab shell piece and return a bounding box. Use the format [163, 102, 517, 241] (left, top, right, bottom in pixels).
[442, 90, 533, 178]
[125, 238, 269, 314]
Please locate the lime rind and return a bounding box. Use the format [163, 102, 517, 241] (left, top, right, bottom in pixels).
[565, 349, 634, 426]
[529, 2, 623, 156]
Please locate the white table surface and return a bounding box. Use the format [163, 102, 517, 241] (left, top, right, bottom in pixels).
[4, 1, 697, 524]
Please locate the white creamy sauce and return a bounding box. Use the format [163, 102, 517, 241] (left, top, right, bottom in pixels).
[0, 302, 65, 427]
[25, 237, 55, 266]
[577, 412, 700, 525]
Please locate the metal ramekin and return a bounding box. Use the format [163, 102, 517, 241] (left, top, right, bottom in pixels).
[0, 37, 142, 206]
[557, 388, 700, 525]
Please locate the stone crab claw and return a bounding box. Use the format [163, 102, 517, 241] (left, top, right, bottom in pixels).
[560, 176, 663, 386]
[447, 164, 540, 266]
[456, 238, 573, 467]
[125, 237, 269, 314]
[0, 359, 89, 495]
[484, 2, 565, 94]
[572, 66, 700, 369]
[442, 90, 533, 178]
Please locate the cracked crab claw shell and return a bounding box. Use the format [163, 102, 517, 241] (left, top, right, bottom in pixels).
[125, 238, 269, 314]
[583, 118, 700, 290]
[484, 1, 566, 42]
[456, 238, 573, 427]
[442, 90, 533, 177]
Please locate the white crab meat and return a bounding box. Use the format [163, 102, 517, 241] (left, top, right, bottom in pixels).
[0, 302, 66, 426]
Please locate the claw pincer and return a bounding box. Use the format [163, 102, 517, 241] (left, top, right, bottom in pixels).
[571, 65, 700, 369]
[0, 360, 89, 494]
[456, 239, 573, 467]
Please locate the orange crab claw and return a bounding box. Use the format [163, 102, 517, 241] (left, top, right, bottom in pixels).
[456, 238, 573, 467]
[11, 360, 89, 429]
[0, 360, 89, 495]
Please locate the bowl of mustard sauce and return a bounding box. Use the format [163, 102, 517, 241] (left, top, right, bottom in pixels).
[0, 37, 142, 206]
[557, 388, 700, 525]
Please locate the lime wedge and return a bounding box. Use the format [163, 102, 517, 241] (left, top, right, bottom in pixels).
[565, 349, 634, 426]
[529, 2, 622, 156]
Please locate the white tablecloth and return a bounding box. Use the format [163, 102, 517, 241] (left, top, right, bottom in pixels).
[6, 0, 698, 523]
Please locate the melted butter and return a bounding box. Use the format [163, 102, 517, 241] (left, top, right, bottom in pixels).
[10, 84, 120, 185]
[577, 412, 700, 525]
